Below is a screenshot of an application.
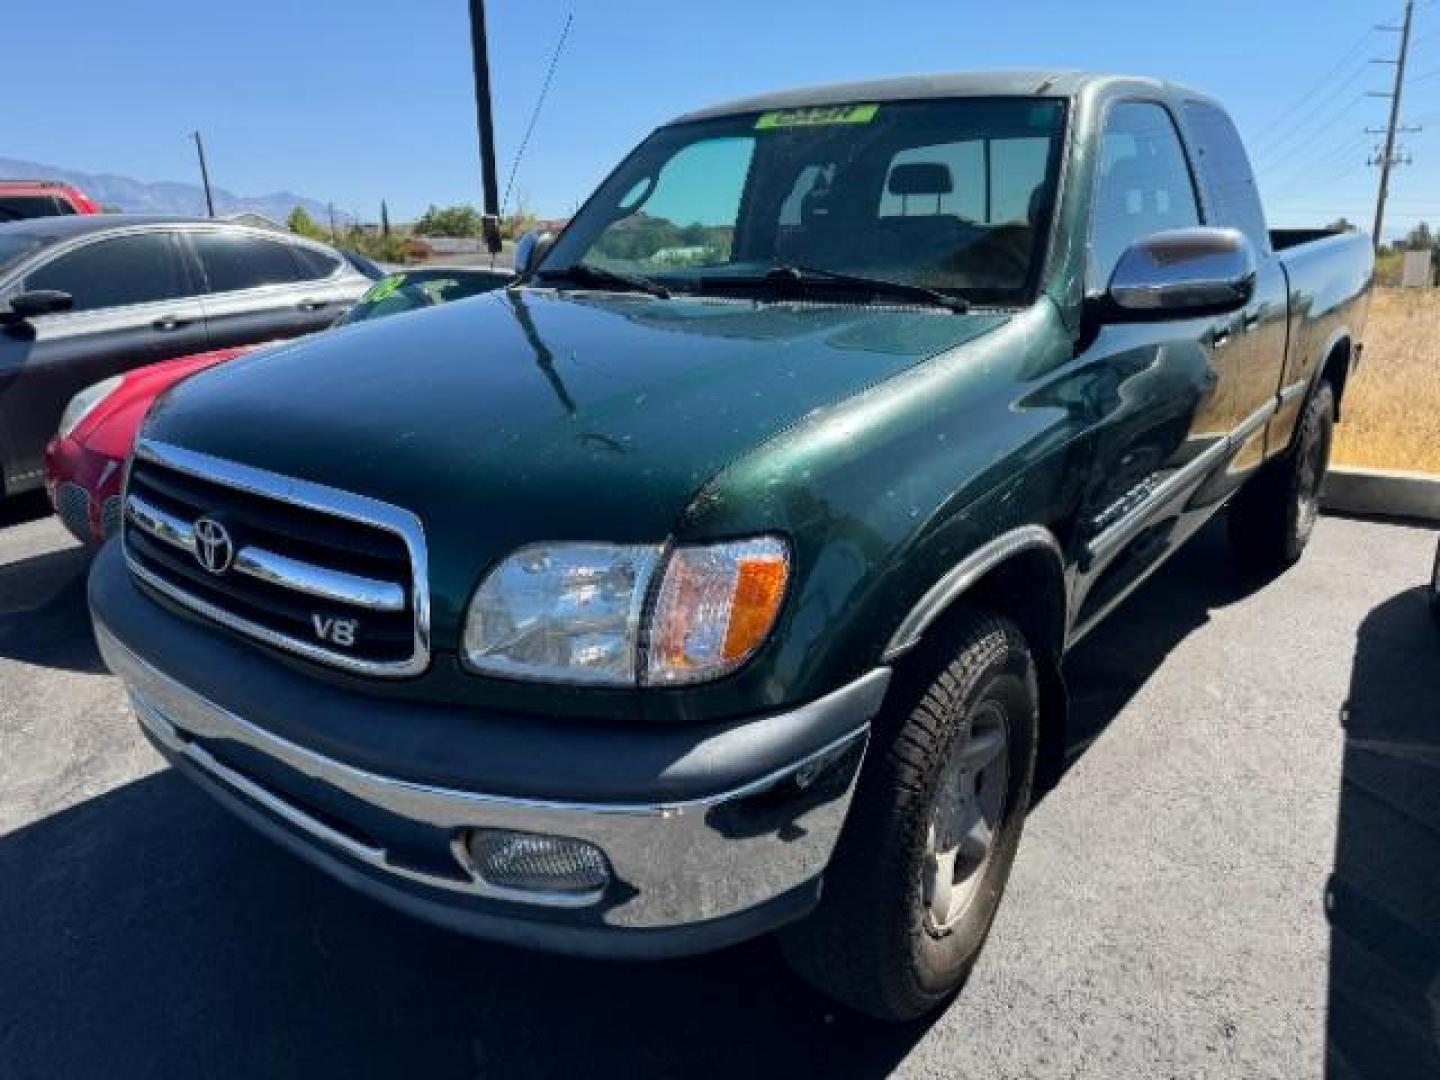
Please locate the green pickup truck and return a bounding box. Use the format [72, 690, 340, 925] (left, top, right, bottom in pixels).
[90, 71, 1372, 1020]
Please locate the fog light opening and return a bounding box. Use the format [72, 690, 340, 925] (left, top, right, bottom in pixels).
[456, 828, 611, 902]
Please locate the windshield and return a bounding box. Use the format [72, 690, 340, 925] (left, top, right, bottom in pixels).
[337, 269, 509, 325]
[541, 98, 1066, 306]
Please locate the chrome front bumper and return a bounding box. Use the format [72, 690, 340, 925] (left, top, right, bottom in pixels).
[96, 623, 881, 944]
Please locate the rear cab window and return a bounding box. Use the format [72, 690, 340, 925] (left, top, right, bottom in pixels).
[1182, 100, 1270, 256]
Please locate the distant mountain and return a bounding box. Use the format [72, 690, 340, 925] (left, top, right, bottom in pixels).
[0, 156, 341, 225]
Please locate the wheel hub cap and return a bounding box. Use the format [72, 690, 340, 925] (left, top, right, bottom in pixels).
[923, 701, 1010, 933]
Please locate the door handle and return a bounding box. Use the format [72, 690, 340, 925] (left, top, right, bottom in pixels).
[1210, 325, 1232, 349]
[296, 298, 327, 312]
[152, 315, 189, 331]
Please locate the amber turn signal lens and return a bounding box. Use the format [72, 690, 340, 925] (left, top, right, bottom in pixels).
[722, 555, 789, 661]
[646, 537, 790, 684]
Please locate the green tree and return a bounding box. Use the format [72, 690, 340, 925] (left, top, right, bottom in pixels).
[1326, 217, 1357, 233]
[414, 204, 482, 237]
[287, 206, 327, 240]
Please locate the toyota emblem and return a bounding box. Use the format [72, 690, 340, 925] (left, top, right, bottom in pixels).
[192, 517, 235, 575]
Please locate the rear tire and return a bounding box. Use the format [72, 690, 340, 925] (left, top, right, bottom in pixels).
[1229, 381, 1334, 576]
[779, 608, 1038, 1021]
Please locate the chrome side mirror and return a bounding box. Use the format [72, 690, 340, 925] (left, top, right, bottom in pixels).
[1105, 228, 1256, 320]
[513, 230, 554, 277]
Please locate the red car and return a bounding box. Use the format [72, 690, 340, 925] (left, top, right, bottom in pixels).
[0, 180, 101, 220]
[46, 346, 253, 541]
[44, 266, 512, 543]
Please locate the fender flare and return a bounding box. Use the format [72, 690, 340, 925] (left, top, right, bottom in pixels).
[881, 524, 1067, 662]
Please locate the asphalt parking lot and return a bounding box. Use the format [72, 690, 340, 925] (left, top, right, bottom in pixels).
[1, 494, 1436, 1080]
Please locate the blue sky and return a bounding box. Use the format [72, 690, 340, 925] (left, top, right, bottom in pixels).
[9, 0, 1440, 237]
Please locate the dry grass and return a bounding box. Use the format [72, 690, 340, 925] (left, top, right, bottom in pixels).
[1331, 287, 1440, 474]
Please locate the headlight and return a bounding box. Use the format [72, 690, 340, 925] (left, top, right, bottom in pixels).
[462, 536, 790, 686]
[463, 544, 662, 684]
[57, 375, 122, 439]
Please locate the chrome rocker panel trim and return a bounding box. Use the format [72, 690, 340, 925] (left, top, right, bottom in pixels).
[97, 622, 876, 930]
[124, 438, 430, 677]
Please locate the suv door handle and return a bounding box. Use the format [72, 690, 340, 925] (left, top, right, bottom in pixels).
[1210, 325, 1232, 349]
[152, 315, 190, 331]
[296, 298, 327, 311]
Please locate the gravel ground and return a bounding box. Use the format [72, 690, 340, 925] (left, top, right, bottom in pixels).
[0, 497, 1435, 1080]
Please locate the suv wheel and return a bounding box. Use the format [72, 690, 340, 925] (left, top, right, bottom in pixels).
[779, 607, 1038, 1021]
[1229, 381, 1335, 575]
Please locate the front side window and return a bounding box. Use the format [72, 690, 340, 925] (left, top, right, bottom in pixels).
[543, 98, 1068, 305]
[1088, 101, 1201, 289]
[192, 233, 305, 293]
[26, 233, 188, 311]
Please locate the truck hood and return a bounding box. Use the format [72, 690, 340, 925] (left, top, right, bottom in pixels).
[143, 288, 1008, 641]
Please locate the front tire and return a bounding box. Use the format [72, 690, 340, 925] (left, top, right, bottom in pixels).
[780, 608, 1038, 1021]
[1229, 381, 1335, 575]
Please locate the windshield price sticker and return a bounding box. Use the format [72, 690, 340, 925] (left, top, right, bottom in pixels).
[755, 104, 880, 130]
[362, 274, 406, 303]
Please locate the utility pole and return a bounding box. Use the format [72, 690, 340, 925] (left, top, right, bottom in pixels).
[381, 199, 391, 237]
[191, 131, 215, 218]
[327, 202, 337, 242]
[467, 0, 504, 254]
[1370, 0, 1415, 249]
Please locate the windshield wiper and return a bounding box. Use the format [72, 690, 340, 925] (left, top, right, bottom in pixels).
[535, 263, 672, 299]
[700, 263, 969, 314]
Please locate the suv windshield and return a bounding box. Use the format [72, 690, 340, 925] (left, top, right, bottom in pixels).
[542, 98, 1066, 306]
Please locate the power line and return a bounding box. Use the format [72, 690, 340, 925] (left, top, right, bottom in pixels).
[1250, 67, 1372, 169]
[1247, 28, 1377, 144]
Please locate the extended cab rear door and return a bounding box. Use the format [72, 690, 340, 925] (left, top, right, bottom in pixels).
[1180, 99, 1289, 477]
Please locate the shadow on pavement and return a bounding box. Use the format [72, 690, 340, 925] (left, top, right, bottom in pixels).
[0, 491, 52, 530]
[0, 541, 102, 674]
[1326, 587, 1440, 1079]
[0, 518, 1280, 1079]
[1045, 515, 1270, 796]
[0, 772, 932, 1079]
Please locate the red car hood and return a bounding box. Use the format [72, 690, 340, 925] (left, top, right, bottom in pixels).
[73, 346, 260, 459]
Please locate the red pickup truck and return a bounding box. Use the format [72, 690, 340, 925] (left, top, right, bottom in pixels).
[0, 180, 101, 221]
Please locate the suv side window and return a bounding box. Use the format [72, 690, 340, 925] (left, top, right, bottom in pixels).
[26, 232, 189, 311]
[1089, 101, 1201, 290]
[192, 232, 306, 292]
[1183, 100, 1270, 255]
[292, 244, 341, 280]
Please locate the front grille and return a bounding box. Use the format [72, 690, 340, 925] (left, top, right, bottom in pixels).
[99, 495, 122, 538]
[55, 481, 94, 542]
[122, 439, 429, 677]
